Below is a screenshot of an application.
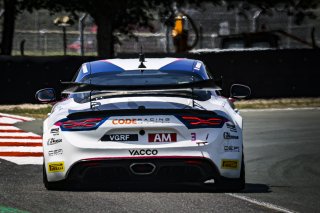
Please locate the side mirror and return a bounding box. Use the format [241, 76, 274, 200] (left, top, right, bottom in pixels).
[230, 84, 251, 99]
[35, 88, 56, 103]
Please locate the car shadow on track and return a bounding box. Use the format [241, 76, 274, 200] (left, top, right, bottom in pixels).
[59, 183, 271, 193]
[241, 183, 271, 193]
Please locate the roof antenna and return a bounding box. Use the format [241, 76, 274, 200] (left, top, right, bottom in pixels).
[138, 46, 146, 69]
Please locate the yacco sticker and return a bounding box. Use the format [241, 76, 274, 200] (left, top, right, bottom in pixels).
[129, 149, 158, 156]
[148, 133, 177, 142]
[221, 159, 239, 169]
[48, 161, 65, 173]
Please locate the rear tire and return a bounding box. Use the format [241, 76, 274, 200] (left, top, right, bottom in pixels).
[216, 154, 246, 192]
[43, 164, 67, 190]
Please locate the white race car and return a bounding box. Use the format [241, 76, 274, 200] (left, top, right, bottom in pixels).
[36, 57, 250, 191]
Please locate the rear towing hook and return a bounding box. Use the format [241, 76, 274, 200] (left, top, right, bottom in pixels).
[196, 141, 208, 146]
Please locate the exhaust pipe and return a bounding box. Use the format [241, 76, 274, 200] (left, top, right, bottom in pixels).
[130, 163, 156, 175]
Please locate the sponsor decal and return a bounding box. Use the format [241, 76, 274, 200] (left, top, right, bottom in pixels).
[148, 133, 177, 142]
[50, 128, 60, 135]
[47, 138, 62, 145]
[223, 132, 239, 140]
[112, 119, 137, 125]
[48, 161, 65, 173]
[82, 63, 89, 73]
[137, 117, 170, 124]
[224, 146, 240, 152]
[112, 118, 170, 125]
[221, 159, 239, 169]
[226, 122, 237, 132]
[194, 61, 202, 70]
[191, 133, 196, 141]
[101, 134, 138, 142]
[129, 149, 158, 156]
[48, 149, 63, 156]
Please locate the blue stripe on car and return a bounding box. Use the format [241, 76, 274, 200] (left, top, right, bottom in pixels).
[160, 59, 209, 80]
[76, 60, 124, 82]
[90, 60, 125, 74]
[76, 59, 210, 82]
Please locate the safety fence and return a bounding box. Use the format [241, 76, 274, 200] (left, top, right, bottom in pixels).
[1, 6, 319, 56]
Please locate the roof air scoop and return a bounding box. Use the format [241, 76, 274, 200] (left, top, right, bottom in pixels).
[138, 46, 146, 69]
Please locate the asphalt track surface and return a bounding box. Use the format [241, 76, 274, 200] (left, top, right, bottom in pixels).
[1, 108, 320, 212]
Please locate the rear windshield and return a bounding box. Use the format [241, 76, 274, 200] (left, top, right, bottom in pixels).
[70, 70, 213, 103]
[78, 70, 205, 86]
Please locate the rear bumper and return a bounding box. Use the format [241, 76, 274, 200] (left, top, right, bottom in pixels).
[65, 157, 221, 185]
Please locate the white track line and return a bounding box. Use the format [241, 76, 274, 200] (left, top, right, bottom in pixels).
[0, 157, 43, 165]
[0, 146, 43, 152]
[240, 107, 320, 112]
[0, 126, 20, 130]
[0, 132, 40, 137]
[0, 113, 34, 121]
[0, 117, 23, 124]
[226, 193, 296, 213]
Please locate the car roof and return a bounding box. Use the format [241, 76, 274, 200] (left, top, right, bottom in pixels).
[76, 58, 209, 81]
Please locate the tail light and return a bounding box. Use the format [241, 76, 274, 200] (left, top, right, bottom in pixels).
[55, 118, 104, 131]
[179, 115, 226, 128]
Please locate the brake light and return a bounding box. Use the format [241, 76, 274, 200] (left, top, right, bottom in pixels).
[55, 118, 104, 131]
[180, 115, 226, 128]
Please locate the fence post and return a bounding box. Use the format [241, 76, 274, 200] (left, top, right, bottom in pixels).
[79, 13, 87, 56]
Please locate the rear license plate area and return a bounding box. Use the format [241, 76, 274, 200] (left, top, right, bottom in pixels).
[100, 134, 138, 142]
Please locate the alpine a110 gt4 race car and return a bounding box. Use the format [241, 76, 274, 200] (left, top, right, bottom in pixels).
[36, 57, 251, 191]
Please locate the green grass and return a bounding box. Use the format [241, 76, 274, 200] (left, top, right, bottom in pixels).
[0, 205, 29, 213]
[0, 106, 52, 119]
[235, 98, 320, 109]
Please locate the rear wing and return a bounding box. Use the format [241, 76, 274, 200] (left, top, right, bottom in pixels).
[61, 79, 221, 94]
[61, 79, 220, 109]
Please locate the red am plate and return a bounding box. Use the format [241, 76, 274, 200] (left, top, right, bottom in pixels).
[148, 133, 177, 143]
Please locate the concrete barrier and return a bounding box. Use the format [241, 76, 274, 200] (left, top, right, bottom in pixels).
[0, 56, 98, 103]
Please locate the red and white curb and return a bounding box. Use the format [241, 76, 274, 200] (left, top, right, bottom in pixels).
[0, 113, 43, 165]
